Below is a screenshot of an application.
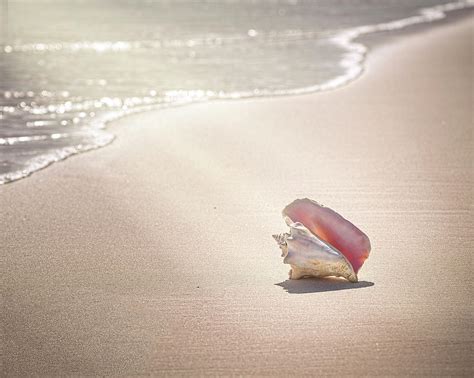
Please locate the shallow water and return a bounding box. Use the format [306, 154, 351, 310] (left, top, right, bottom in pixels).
[0, 0, 472, 184]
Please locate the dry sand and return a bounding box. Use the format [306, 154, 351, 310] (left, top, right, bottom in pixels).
[1, 17, 472, 376]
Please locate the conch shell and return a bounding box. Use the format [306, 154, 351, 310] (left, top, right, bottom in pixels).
[273, 198, 371, 283]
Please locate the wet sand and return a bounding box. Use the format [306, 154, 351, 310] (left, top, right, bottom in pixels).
[1, 18, 472, 376]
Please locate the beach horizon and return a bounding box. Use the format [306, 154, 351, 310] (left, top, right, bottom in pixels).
[1, 16, 473, 376]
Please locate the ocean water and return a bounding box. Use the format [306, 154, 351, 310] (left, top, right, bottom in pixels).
[0, 0, 473, 184]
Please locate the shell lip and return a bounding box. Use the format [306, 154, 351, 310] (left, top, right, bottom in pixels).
[282, 198, 323, 215]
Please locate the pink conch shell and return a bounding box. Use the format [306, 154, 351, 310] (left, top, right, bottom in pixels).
[282, 198, 371, 274]
[273, 222, 359, 282]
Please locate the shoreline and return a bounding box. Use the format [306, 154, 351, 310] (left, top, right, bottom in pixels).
[1, 3, 473, 185]
[2, 16, 473, 376]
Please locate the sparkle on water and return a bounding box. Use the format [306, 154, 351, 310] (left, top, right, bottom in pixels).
[0, 0, 473, 184]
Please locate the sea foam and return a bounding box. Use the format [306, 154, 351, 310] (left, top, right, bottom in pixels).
[0, 0, 472, 184]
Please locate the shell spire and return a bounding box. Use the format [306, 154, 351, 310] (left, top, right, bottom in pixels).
[272, 233, 288, 247]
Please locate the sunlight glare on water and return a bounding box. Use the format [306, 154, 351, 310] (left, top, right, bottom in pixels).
[0, 0, 472, 184]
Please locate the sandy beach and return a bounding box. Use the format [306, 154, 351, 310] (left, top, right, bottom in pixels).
[1, 17, 472, 376]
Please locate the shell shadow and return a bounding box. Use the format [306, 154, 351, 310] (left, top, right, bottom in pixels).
[275, 277, 374, 294]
